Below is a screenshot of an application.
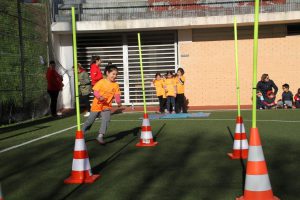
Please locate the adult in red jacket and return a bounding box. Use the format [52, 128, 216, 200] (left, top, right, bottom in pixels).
[46, 61, 63, 117]
[90, 56, 103, 86]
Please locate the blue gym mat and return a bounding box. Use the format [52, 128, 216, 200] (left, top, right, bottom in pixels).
[142, 112, 210, 120]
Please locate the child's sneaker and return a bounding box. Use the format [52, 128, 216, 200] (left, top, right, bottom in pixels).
[83, 112, 90, 117]
[96, 134, 105, 145]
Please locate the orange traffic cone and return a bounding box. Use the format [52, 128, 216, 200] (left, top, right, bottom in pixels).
[237, 128, 279, 200]
[228, 116, 248, 159]
[136, 113, 158, 147]
[64, 130, 100, 184]
[0, 183, 3, 200]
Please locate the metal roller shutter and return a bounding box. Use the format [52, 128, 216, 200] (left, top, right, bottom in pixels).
[77, 31, 177, 105]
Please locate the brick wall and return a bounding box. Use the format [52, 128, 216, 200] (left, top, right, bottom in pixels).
[179, 24, 300, 106]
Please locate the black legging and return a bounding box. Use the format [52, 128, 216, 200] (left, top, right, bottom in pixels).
[80, 94, 91, 112]
[176, 94, 187, 113]
[48, 90, 59, 116]
[158, 96, 166, 113]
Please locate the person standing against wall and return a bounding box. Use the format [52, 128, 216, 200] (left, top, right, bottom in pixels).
[90, 56, 103, 86]
[77, 63, 91, 117]
[175, 68, 187, 113]
[46, 61, 63, 117]
[164, 71, 177, 114]
[153, 73, 166, 113]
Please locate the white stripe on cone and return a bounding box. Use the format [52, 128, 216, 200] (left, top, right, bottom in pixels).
[72, 158, 91, 171]
[245, 174, 272, 191]
[235, 123, 246, 133]
[140, 131, 153, 140]
[142, 119, 151, 126]
[248, 146, 265, 161]
[74, 139, 86, 151]
[233, 140, 249, 149]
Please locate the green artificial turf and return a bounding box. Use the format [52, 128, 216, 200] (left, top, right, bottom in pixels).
[0, 109, 299, 200]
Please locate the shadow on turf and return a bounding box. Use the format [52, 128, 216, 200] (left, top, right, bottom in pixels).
[153, 123, 166, 140]
[105, 127, 140, 144]
[91, 123, 166, 174]
[57, 185, 82, 200]
[227, 126, 246, 193]
[123, 130, 239, 200]
[54, 127, 141, 200]
[92, 136, 139, 174]
[226, 126, 235, 141]
[0, 114, 73, 134]
[0, 126, 49, 141]
[85, 127, 140, 144]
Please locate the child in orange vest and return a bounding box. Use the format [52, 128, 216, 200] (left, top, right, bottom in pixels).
[82, 65, 121, 144]
[153, 73, 166, 113]
[164, 71, 177, 114]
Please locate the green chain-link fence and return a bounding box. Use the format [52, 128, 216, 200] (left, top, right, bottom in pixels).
[0, 0, 50, 125]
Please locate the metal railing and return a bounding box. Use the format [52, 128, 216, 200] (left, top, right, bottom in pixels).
[51, 0, 300, 22]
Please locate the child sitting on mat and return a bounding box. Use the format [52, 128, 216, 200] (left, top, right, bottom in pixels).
[263, 91, 277, 109]
[82, 65, 122, 144]
[277, 83, 293, 109]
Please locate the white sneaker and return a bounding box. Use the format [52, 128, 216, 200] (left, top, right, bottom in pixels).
[96, 134, 105, 145]
[57, 112, 62, 116]
[83, 112, 90, 117]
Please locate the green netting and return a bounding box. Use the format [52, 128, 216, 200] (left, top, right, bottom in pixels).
[0, 1, 49, 125]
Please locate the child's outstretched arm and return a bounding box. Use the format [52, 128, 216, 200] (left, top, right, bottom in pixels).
[114, 94, 122, 107]
[151, 79, 155, 87]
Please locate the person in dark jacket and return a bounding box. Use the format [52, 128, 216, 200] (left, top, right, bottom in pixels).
[46, 61, 63, 117]
[256, 74, 278, 98]
[277, 83, 293, 108]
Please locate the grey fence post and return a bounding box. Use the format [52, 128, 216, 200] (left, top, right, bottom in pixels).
[17, 0, 25, 108]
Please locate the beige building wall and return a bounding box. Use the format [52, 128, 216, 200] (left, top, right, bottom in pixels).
[178, 25, 300, 106]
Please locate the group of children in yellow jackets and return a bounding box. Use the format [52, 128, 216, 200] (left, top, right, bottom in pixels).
[153, 68, 187, 114]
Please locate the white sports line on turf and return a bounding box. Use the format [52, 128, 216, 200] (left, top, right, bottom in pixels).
[1, 118, 300, 154]
[0, 125, 78, 154]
